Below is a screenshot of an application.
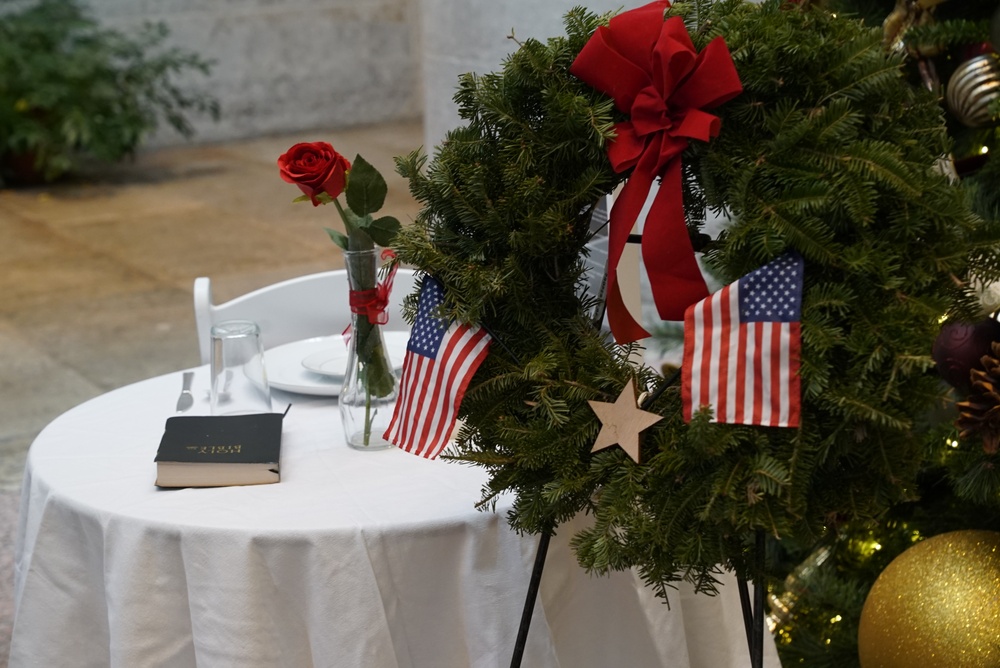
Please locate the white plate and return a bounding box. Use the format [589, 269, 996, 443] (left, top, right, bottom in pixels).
[265, 332, 409, 396]
[301, 347, 351, 378]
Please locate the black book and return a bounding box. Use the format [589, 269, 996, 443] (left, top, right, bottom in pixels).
[154, 411, 286, 488]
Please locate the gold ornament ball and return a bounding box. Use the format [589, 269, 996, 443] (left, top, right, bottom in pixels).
[858, 530, 1000, 668]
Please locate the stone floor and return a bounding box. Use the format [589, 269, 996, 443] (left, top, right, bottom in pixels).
[0, 120, 425, 491]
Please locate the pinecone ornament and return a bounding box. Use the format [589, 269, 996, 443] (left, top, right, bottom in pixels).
[956, 341, 1000, 455]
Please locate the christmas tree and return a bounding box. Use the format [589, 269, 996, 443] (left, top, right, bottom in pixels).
[759, 1, 1000, 666]
[392, 1, 1000, 664]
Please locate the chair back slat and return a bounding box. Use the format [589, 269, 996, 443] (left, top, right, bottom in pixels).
[193, 269, 418, 364]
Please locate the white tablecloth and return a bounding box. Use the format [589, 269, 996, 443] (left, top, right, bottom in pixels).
[11, 368, 779, 667]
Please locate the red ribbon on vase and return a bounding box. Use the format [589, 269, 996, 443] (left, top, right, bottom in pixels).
[570, 1, 742, 343]
[349, 248, 398, 325]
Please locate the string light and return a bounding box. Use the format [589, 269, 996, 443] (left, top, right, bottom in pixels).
[982, 145, 990, 155]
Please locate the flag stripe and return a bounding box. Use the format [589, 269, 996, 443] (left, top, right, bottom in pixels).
[719, 285, 737, 422]
[412, 328, 490, 458]
[681, 252, 802, 428]
[409, 331, 454, 456]
[776, 323, 789, 426]
[698, 294, 714, 413]
[388, 327, 492, 458]
[383, 276, 492, 459]
[393, 350, 433, 447]
[734, 316, 748, 424]
[788, 323, 802, 427]
[751, 321, 764, 425]
[681, 301, 699, 422]
[385, 353, 424, 448]
[402, 355, 435, 453]
[767, 323, 779, 424]
[709, 286, 725, 421]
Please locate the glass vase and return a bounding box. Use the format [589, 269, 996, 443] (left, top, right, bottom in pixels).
[339, 248, 399, 450]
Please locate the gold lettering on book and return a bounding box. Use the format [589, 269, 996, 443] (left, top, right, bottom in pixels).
[184, 444, 242, 454]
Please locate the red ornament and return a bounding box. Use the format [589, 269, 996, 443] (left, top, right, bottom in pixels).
[932, 318, 1000, 391]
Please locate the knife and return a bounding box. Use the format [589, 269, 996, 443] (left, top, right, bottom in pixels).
[176, 371, 194, 413]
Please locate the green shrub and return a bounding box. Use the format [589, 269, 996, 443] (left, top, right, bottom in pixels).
[0, 0, 219, 184]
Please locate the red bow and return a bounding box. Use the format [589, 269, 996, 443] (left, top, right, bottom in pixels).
[570, 1, 742, 343]
[349, 248, 398, 325]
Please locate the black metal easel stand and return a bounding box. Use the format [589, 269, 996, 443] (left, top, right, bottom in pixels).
[509, 530, 552, 668]
[737, 530, 767, 668]
[510, 528, 768, 668]
[507, 374, 766, 667]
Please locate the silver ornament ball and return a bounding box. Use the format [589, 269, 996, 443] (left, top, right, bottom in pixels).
[946, 53, 1000, 128]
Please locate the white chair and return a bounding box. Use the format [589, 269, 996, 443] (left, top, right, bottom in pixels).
[193, 268, 418, 364]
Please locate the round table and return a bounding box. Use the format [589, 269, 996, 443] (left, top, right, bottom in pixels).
[11, 367, 778, 667]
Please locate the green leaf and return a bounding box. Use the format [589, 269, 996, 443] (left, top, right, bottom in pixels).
[339, 207, 375, 250]
[343, 208, 375, 250]
[363, 215, 402, 247]
[324, 227, 349, 250]
[345, 154, 387, 216]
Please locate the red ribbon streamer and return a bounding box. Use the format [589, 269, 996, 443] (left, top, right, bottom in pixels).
[349, 248, 398, 325]
[570, 1, 742, 343]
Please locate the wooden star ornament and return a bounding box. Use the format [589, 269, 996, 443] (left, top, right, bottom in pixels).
[588, 377, 663, 463]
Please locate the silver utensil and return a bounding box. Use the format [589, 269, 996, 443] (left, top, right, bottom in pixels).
[176, 371, 194, 413]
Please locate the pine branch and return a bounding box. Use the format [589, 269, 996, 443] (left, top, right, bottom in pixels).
[392, 0, 1000, 604]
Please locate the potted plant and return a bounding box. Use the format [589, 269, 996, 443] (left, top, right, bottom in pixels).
[0, 0, 218, 185]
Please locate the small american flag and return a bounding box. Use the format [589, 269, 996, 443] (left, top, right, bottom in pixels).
[681, 252, 803, 428]
[384, 276, 492, 458]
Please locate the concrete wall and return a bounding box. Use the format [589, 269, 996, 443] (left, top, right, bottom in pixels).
[86, 0, 422, 147]
[84, 1, 652, 151]
[419, 0, 648, 151]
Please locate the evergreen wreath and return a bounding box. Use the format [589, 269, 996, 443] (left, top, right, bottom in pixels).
[392, 0, 1000, 596]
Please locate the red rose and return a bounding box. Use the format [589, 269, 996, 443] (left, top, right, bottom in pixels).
[277, 142, 351, 206]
